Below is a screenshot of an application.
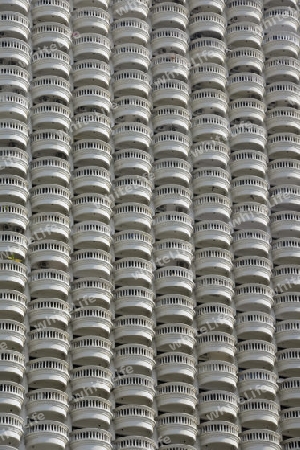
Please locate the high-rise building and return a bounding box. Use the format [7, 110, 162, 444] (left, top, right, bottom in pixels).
[0, 0, 300, 449]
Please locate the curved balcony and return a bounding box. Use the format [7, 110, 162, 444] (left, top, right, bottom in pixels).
[234, 284, 273, 312]
[0, 381, 24, 413]
[192, 115, 230, 142]
[266, 82, 300, 109]
[265, 57, 300, 84]
[230, 150, 267, 177]
[114, 149, 152, 176]
[233, 256, 272, 284]
[114, 374, 155, 405]
[194, 221, 230, 249]
[152, 106, 190, 134]
[29, 269, 69, 299]
[0, 291, 26, 321]
[236, 340, 276, 370]
[114, 230, 152, 259]
[112, 44, 150, 71]
[275, 320, 300, 348]
[272, 238, 300, 265]
[197, 360, 237, 391]
[31, 103, 70, 131]
[154, 212, 193, 240]
[155, 323, 195, 353]
[236, 312, 274, 341]
[113, 96, 151, 124]
[269, 185, 300, 212]
[30, 212, 69, 242]
[71, 336, 112, 367]
[240, 430, 280, 450]
[73, 33, 110, 62]
[71, 366, 113, 398]
[229, 98, 265, 125]
[227, 22, 263, 49]
[154, 185, 192, 212]
[114, 344, 155, 376]
[70, 428, 112, 450]
[28, 298, 70, 330]
[197, 331, 235, 362]
[27, 328, 69, 358]
[231, 176, 268, 204]
[113, 70, 151, 97]
[198, 391, 238, 421]
[157, 383, 194, 414]
[264, 32, 299, 58]
[71, 278, 112, 309]
[152, 54, 189, 82]
[151, 3, 188, 30]
[30, 157, 70, 187]
[231, 202, 269, 230]
[196, 303, 235, 333]
[226, 0, 262, 22]
[157, 414, 197, 445]
[267, 108, 300, 134]
[189, 37, 226, 64]
[279, 378, 300, 407]
[191, 89, 227, 116]
[114, 286, 153, 316]
[113, 122, 151, 149]
[0, 119, 28, 148]
[198, 421, 239, 449]
[189, 12, 226, 39]
[72, 167, 110, 195]
[0, 38, 30, 67]
[24, 421, 68, 450]
[0, 414, 23, 447]
[153, 131, 189, 159]
[71, 397, 112, 429]
[71, 306, 112, 337]
[193, 193, 231, 221]
[73, 113, 110, 141]
[27, 357, 68, 389]
[238, 369, 278, 400]
[72, 249, 111, 279]
[114, 405, 155, 437]
[31, 129, 71, 158]
[32, 49, 70, 78]
[113, 175, 152, 204]
[31, 0, 70, 24]
[269, 160, 300, 188]
[73, 60, 110, 89]
[227, 47, 264, 73]
[32, 22, 71, 51]
[26, 389, 68, 420]
[193, 167, 230, 195]
[273, 265, 300, 293]
[30, 185, 70, 214]
[114, 315, 154, 345]
[194, 248, 232, 276]
[114, 203, 152, 232]
[154, 239, 193, 267]
[195, 275, 234, 303]
[282, 438, 300, 450]
[155, 267, 193, 295]
[155, 295, 194, 325]
[0, 0, 29, 13]
[0, 350, 24, 382]
[264, 7, 299, 31]
[277, 349, 300, 376]
[114, 257, 152, 287]
[191, 140, 229, 168]
[31, 76, 71, 106]
[73, 7, 110, 34]
[112, 17, 149, 44]
[271, 201, 299, 236]
[280, 407, 300, 438]
[0, 93, 28, 121]
[274, 293, 300, 320]
[0, 261, 26, 290]
[0, 65, 29, 93]
[112, 0, 149, 19]
[152, 80, 189, 108]
[189, 0, 225, 13]
[228, 73, 264, 100]
[0, 231, 27, 261]
[73, 139, 111, 169]
[156, 352, 196, 383]
[230, 123, 266, 151]
[72, 222, 110, 251]
[190, 63, 226, 91]
[151, 28, 188, 56]
[0, 320, 26, 351]
[72, 193, 111, 223]
[0, 175, 28, 206]
[73, 86, 110, 115]
[233, 229, 270, 256]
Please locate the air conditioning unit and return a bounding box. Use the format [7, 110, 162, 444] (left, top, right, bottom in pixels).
[39, 262, 49, 269]
[3, 224, 11, 231]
